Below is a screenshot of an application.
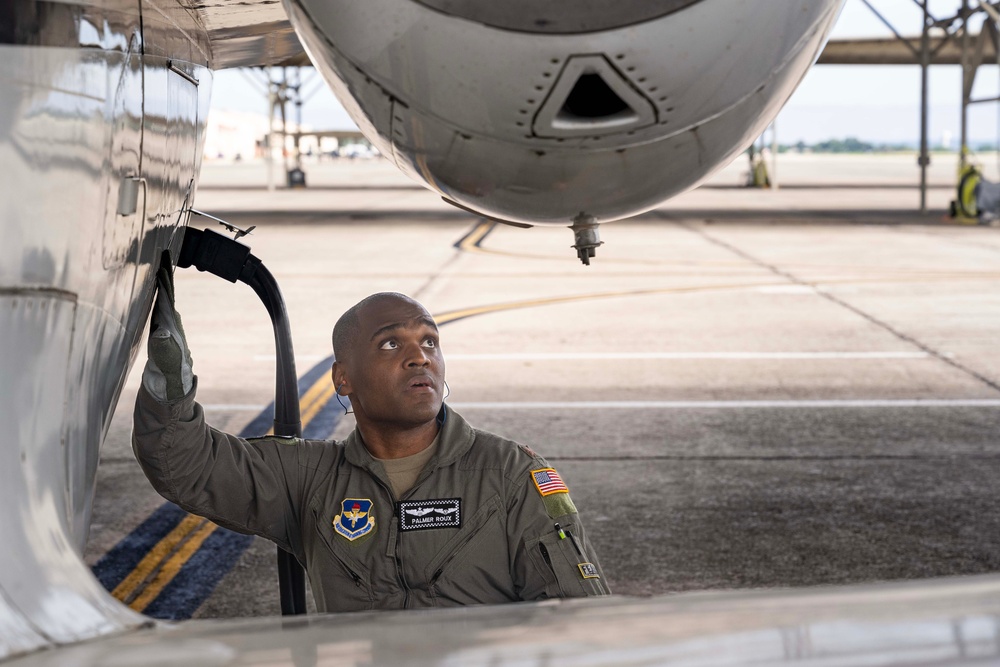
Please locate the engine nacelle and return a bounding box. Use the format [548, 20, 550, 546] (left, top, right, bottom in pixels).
[284, 0, 842, 234]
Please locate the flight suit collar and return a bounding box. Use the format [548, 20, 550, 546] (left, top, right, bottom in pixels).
[343, 404, 475, 485]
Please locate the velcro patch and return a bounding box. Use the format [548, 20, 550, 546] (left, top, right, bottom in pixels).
[578, 562, 600, 579]
[531, 468, 569, 497]
[399, 498, 461, 531]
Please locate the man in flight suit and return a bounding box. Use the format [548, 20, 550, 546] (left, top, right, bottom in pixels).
[133, 269, 610, 612]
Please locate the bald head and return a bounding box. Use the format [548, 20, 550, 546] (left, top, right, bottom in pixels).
[331, 292, 444, 437]
[332, 292, 427, 362]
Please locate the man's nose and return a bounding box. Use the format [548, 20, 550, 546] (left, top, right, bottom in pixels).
[404, 343, 431, 367]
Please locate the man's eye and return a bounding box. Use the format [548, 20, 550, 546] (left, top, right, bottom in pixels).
[380, 340, 398, 350]
[422, 339, 437, 348]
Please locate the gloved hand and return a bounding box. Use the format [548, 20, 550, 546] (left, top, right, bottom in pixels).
[142, 266, 194, 402]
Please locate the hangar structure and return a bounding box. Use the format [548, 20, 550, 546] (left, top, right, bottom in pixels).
[818, 0, 1000, 214]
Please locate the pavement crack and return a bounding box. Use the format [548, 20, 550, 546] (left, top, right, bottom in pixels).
[411, 242, 465, 300]
[674, 218, 1000, 397]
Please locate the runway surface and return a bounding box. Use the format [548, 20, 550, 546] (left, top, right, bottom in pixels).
[85, 155, 1000, 619]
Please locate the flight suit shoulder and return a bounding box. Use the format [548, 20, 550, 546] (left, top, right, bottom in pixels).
[466, 429, 542, 475]
[243, 435, 345, 471]
[512, 440, 579, 519]
[469, 430, 578, 518]
[244, 434, 299, 446]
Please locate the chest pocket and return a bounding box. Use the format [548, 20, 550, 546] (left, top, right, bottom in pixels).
[423, 495, 513, 605]
[310, 506, 376, 611]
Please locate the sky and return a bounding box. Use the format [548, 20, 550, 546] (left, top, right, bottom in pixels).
[209, 0, 1000, 147]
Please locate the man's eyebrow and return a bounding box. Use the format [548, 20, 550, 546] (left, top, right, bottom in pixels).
[369, 318, 439, 341]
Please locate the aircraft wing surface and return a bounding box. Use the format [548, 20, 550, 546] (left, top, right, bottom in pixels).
[191, 0, 307, 68]
[7, 574, 1000, 666]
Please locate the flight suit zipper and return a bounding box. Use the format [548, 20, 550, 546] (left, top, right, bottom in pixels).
[391, 501, 411, 608]
[311, 507, 370, 598]
[372, 459, 440, 609]
[367, 474, 412, 609]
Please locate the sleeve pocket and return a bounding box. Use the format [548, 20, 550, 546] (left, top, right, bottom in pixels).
[530, 529, 607, 597]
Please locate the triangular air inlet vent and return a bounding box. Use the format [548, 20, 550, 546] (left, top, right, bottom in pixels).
[533, 55, 656, 138]
[561, 74, 631, 120]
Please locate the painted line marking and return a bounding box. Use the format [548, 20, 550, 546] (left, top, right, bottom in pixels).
[443, 352, 931, 361]
[129, 521, 218, 612]
[112, 513, 204, 606]
[448, 399, 1000, 409]
[453, 220, 495, 250]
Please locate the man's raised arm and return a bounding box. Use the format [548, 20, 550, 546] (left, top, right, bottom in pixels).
[131, 267, 304, 555]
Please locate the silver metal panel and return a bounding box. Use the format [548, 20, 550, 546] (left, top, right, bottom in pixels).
[410, 0, 704, 34]
[290, 0, 840, 144]
[0, 292, 140, 657]
[7, 575, 1000, 665]
[286, 0, 844, 225]
[0, 593, 46, 661]
[1, 0, 212, 658]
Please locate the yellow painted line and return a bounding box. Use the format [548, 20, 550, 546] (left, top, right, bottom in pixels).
[301, 378, 337, 426]
[434, 271, 1000, 326]
[457, 221, 495, 252]
[299, 371, 334, 416]
[434, 283, 774, 325]
[111, 513, 204, 604]
[129, 520, 218, 613]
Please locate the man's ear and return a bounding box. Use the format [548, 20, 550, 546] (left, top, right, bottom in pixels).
[332, 361, 351, 395]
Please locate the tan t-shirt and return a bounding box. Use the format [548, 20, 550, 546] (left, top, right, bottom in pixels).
[376, 435, 440, 498]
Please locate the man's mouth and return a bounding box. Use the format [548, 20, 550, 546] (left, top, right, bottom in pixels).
[407, 376, 435, 391]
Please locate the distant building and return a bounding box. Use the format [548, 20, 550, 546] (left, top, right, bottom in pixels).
[203, 109, 323, 161]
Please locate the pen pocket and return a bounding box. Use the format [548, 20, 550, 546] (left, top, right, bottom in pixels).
[533, 527, 606, 597]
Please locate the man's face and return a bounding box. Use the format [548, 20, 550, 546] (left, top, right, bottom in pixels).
[343, 297, 445, 428]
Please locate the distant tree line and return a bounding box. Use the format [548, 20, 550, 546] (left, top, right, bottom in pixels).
[770, 138, 999, 154]
[776, 138, 910, 153]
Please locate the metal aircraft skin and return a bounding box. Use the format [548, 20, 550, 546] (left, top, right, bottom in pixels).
[8, 0, 998, 664]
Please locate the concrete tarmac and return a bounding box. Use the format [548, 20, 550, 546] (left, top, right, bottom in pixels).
[86, 155, 1000, 619]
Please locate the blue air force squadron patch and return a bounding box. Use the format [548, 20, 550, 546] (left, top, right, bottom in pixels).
[334, 498, 375, 541]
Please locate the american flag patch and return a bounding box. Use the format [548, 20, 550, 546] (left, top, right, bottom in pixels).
[531, 468, 569, 497]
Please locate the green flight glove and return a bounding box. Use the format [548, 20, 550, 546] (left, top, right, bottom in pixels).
[142, 266, 194, 402]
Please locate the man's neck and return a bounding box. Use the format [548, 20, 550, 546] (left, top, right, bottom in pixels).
[356, 418, 439, 460]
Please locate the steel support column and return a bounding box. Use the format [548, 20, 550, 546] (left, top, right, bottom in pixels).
[960, 0, 970, 168]
[919, 0, 931, 214]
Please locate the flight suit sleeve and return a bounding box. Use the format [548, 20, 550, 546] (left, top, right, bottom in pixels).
[507, 455, 611, 600]
[131, 379, 306, 555]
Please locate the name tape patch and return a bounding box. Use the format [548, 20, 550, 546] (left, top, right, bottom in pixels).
[578, 562, 600, 579]
[531, 468, 569, 497]
[399, 498, 462, 531]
